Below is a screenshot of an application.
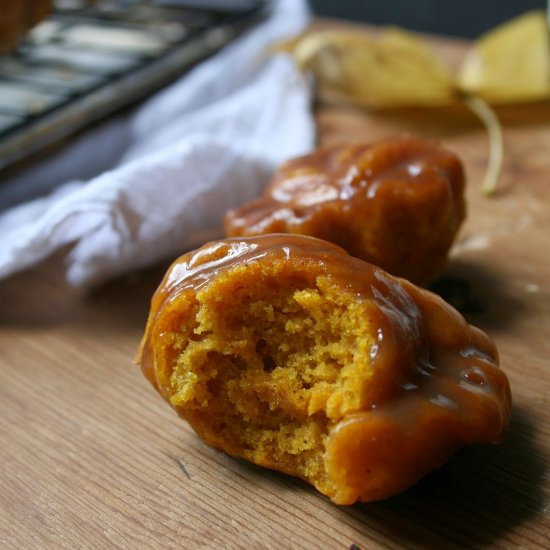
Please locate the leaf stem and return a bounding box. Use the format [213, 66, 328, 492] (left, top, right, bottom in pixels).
[464, 94, 503, 196]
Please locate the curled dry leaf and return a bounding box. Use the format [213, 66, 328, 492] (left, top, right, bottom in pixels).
[277, 28, 456, 109]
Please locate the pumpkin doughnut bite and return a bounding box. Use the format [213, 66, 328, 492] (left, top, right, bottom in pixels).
[225, 135, 466, 285]
[138, 235, 511, 504]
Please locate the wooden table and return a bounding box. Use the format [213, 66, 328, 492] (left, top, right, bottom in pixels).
[1, 25, 549, 550]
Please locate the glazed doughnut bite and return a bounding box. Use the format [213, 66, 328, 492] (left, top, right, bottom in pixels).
[225, 135, 466, 285]
[138, 235, 511, 504]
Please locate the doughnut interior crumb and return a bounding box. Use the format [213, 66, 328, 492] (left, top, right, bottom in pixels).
[164, 262, 376, 497]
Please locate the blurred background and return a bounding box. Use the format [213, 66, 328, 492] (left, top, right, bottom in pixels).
[310, 0, 546, 38]
[1, 0, 546, 202]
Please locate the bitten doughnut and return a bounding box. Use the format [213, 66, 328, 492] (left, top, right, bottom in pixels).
[138, 235, 511, 505]
[224, 135, 466, 285]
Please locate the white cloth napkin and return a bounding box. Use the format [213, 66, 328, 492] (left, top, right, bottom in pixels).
[0, 0, 314, 286]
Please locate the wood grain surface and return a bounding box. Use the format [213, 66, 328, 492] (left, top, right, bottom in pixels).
[1, 25, 549, 550]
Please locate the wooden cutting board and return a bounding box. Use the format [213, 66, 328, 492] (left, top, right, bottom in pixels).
[1, 24, 549, 550]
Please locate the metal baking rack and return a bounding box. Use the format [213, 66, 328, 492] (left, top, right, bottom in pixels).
[0, 0, 266, 174]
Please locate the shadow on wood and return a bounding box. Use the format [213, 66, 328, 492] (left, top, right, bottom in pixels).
[430, 258, 529, 331]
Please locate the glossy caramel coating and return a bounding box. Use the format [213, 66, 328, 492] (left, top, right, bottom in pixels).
[138, 234, 511, 504]
[225, 135, 466, 285]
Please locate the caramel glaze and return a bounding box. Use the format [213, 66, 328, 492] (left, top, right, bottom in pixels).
[225, 135, 466, 285]
[138, 234, 511, 504]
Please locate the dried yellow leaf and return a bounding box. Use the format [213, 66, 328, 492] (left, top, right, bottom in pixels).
[280, 28, 456, 109]
[458, 11, 550, 102]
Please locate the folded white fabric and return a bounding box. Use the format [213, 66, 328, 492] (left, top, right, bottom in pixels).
[0, 0, 314, 286]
